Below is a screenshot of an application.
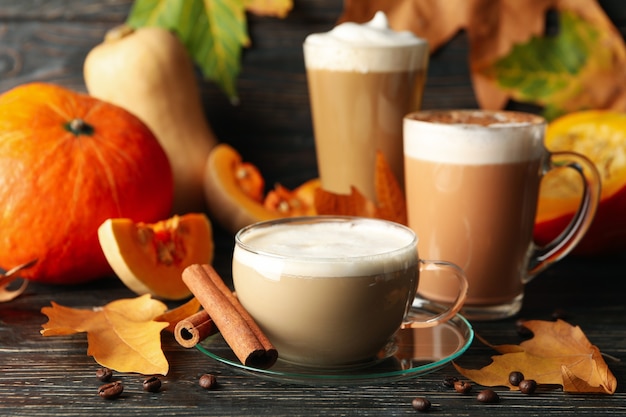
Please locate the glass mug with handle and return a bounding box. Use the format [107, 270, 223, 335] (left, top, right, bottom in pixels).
[232, 216, 468, 368]
[403, 110, 601, 320]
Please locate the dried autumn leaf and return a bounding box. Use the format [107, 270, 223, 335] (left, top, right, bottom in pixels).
[314, 151, 407, 224]
[314, 186, 376, 218]
[339, 0, 469, 52]
[0, 260, 36, 303]
[244, 0, 293, 18]
[41, 295, 170, 375]
[478, 6, 626, 119]
[340, 0, 626, 118]
[374, 151, 407, 225]
[155, 297, 202, 333]
[0, 275, 27, 303]
[454, 320, 617, 394]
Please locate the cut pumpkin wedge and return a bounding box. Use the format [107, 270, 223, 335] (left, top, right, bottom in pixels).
[98, 213, 213, 300]
[535, 110, 626, 255]
[203, 143, 287, 233]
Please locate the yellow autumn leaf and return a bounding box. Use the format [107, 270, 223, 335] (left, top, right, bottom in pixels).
[244, 0, 293, 18]
[454, 320, 617, 394]
[41, 295, 170, 375]
[155, 297, 202, 333]
[0, 260, 35, 303]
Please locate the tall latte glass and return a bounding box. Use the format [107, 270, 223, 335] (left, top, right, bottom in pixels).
[232, 216, 468, 368]
[304, 12, 428, 202]
[403, 110, 601, 320]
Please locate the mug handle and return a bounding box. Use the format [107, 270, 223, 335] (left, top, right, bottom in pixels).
[401, 259, 469, 329]
[525, 151, 601, 282]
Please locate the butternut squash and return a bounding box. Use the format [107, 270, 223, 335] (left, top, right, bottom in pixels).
[83, 25, 218, 214]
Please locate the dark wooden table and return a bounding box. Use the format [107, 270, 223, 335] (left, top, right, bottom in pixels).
[2, 228, 626, 417]
[1, 1, 626, 416]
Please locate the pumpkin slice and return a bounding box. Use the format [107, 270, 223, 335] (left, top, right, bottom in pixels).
[98, 213, 213, 300]
[204, 143, 324, 233]
[264, 178, 321, 216]
[203, 144, 283, 233]
[535, 110, 626, 254]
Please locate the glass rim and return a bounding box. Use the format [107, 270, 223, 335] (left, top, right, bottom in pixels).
[234, 215, 417, 263]
[404, 109, 546, 128]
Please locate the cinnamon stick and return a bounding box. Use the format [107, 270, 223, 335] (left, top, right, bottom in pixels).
[174, 309, 217, 348]
[182, 264, 278, 369]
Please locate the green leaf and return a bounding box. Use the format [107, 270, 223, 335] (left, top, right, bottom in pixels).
[126, 0, 250, 101]
[484, 12, 600, 118]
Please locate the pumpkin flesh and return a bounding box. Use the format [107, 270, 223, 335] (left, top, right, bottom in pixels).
[535, 110, 626, 255]
[98, 213, 213, 300]
[203, 144, 322, 233]
[203, 144, 282, 233]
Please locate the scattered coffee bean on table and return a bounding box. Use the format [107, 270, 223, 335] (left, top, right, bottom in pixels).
[199, 373, 218, 390]
[95, 367, 113, 382]
[411, 397, 431, 412]
[98, 381, 123, 400]
[508, 371, 524, 386]
[454, 380, 472, 394]
[477, 389, 500, 403]
[519, 379, 537, 394]
[143, 376, 162, 393]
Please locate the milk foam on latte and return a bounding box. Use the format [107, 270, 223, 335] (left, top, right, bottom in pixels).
[404, 110, 546, 165]
[234, 218, 417, 280]
[303, 11, 427, 72]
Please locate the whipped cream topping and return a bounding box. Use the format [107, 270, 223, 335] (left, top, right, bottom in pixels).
[303, 11, 428, 72]
[305, 11, 423, 47]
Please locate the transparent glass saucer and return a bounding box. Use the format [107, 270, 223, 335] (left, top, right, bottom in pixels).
[196, 299, 474, 385]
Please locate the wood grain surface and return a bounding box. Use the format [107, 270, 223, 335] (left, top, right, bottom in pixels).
[1, 1, 625, 416]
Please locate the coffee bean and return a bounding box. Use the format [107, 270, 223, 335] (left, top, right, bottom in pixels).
[477, 389, 500, 403]
[199, 373, 218, 390]
[411, 397, 431, 412]
[519, 379, 537, 394]
[442, 375, 459, 388]
[95, 367, 113, 382]
[454, 380, 472, 394]
[98, 381, 123, 400]
[143, 376, 162, 393]
[508, 371, 524, 386]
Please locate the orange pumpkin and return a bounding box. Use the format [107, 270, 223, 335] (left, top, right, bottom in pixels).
[0, 83, 173, 284]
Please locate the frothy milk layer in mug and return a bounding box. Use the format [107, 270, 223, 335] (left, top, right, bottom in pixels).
[304, 11, 428, 72]
[234, 218, 417, 280]
[404, 110, 546, 165]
